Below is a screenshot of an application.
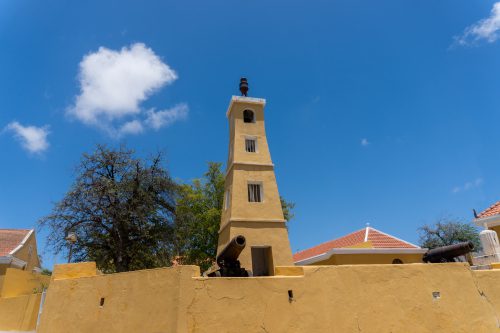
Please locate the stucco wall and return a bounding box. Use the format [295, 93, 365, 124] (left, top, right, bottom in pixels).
[314, 253, 424, 265]
[0, 268, 49, 298]
[0, 268, 48, 331]
[11, 232, 41, 271]
[0, 293, 42, 331]
[220, 221, 294, 269]
[37, 262, 500, 333]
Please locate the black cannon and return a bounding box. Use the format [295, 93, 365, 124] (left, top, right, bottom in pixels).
[423, 241, 474, 263]
[207, 235, 249, 277]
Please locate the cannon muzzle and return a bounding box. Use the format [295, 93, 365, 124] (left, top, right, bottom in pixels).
[206, 235, 248, 277]
[217, 235, 246, 267]
[423, 241, 474, 263]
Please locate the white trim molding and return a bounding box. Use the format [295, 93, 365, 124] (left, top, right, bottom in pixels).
[0, 255, 27, 269]
[474, 215, 500, 228]
[9, 229, 34, 255]
[226, 96, 266, 118]
[294, 248, 427, 266]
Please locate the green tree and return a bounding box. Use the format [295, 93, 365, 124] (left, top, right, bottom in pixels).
[39, 145, 177, 272]
[174, 162, 295, 271]
[280, 196, 295, 222]
[418, 217, 481, 251]
[173, 162, 225, 271]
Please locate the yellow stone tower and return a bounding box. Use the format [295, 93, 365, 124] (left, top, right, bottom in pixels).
[217, 79, 293, 276]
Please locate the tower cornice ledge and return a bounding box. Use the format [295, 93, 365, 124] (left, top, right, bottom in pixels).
[219, 218, 287, 233]
[225, 161, 275, 175]
[226, 96, 266, 117]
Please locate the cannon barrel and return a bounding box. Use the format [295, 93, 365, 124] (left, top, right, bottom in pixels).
[423, 241, 474, 263]
[217, 235, 246, 267]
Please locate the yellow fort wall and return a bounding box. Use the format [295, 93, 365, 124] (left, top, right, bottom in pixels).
[0, 268, 49, 331]
[36, 262, 500, 333]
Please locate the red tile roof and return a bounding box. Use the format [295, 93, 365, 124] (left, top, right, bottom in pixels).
[0, 229, 31, 256]
[477, 201, 500, 219]
[293, 227, 419, 263]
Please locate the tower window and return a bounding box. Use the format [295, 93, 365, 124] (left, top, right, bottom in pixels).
[243, 110, 255, 123]
[245, 138, 257, 152]
[248, 183, 263, 202]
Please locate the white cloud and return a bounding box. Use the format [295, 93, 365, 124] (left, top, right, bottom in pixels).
[145, 103, 189, 130]
[67, 43, 186, 136]
[118, 120, 144, 136]
[5, 121, 50, 154]
[455, 2, 500, 46]
[452, 178, 483, 194]
[361, 138, 370, 146]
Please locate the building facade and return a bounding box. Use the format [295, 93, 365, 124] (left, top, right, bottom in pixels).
[0, 229, 41, 275]
[294, 226, 426, 265]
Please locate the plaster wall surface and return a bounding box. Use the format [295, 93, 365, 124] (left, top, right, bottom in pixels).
[0, 269, 48, 331]
[11, 233, 41, 272]
[38, 262, 500, 333]
[218, 96, 293, 268]
[490, 226, 500, 240]
[228, 100, 273, 166]
[0, 268, 49, 298]
[0, 293, 41, 331]
[219, 221, 293, 269]
[314, 253, 424, 265]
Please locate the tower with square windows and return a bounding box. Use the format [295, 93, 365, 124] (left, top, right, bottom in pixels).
[218, 91, 294, 276]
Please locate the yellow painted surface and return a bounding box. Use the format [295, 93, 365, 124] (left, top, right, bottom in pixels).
[0, 269, 48, 331]
[36, 262, 500, 333]
[489, 225, 500, 239]
[52, 261, 97, 280]
[220, 221, 293, 269]
[0, 268, 49, 298]
[490, 262, 500, 269]
[10, 231, 41, 272]
[474, 269, 500, 316]
[274, 266, 304, 276]
[218, 96, 293, 269]
[0, 293, 42, 331]
[314, 253, 424, 265]
[37, 265, 198, 333]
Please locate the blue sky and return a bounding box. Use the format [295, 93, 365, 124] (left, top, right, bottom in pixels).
[1, 0, 500, 267]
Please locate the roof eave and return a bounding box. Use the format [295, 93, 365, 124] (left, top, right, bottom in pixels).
[8, 229, 34, 255]
[474, 215, 500, 227]
[294, 248, 428, 265]
[0, 255, 27, 268]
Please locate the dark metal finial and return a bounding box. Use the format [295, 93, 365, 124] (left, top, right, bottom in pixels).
[473, 209, 479, 219]
[239, 77, 248, 96]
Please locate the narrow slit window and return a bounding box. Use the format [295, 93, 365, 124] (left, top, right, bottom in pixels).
[248, 183, 262, 202]
[245, 138, 256, 153]
[224, 190, 230, 210]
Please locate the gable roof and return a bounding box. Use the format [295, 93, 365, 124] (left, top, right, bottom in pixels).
[0, 229, 33, 257]
[476, 201, 500, 219]
[293, 227, 420, 263]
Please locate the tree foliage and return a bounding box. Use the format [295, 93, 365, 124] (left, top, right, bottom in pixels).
[39, 145, 177, 272]
[173, 162, 225, 271]
[39, 146, 295, 273]
[173, 162, 296, 271]
[418, 218, 481, 251]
